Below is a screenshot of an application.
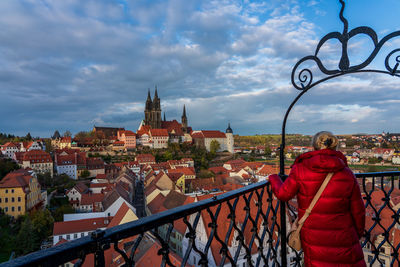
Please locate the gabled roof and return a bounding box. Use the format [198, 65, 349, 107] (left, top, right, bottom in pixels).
[107, 202, 138, 228]
[22, 150, 52, 163]
[150, 128, 169, 137]
[168, 167, 195, 176]
[0, 169, 32, 188]
[53, 217, 111, 235]
[135, 241, 192, 267]
[80, 193, 105, 205]
[192, 130, 226, 139]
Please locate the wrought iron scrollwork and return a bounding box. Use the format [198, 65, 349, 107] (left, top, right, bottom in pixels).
[291, 0, 400, 91]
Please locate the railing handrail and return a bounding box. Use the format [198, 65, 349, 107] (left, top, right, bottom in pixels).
[1, 180, 269, 267]
[3, 171, 400, 267]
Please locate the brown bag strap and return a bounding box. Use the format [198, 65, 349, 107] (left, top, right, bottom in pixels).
[295, 172, 334, 231]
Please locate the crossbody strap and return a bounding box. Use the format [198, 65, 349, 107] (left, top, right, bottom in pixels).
[296, 172, 334, 229]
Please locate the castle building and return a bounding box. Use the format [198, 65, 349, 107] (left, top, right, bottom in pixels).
[144, 87, 162, 129]
[191, 124, 234, 153]
[142, 87, 191, 144]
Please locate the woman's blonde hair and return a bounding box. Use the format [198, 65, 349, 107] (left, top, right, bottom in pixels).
[312, 131, 339, 150]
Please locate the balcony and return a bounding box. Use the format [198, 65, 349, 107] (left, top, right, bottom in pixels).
[1, 171, 400, 267]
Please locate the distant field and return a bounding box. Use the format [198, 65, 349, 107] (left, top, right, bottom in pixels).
[234, 134, 312, 148]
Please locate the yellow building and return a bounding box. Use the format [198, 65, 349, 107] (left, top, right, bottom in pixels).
[51, 137, 72, 149]
[0, 169, 43, 217]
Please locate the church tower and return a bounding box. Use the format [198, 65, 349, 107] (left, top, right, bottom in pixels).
[144, 89, 152, 126]
[226, 123, 234, 153]
[181, 105, 188, 133]
[151, 86, 162, 128]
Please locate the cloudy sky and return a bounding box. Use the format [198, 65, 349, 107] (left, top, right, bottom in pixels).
[1, 0, 400, 137]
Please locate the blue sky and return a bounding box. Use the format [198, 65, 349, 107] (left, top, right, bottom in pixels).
[1, 0, 400, 137]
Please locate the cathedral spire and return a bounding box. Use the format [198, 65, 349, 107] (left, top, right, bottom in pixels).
[181, 104, 188, 133]
[182, 104, 186, 117]
[147, 88, 151, 101]
[163, 112, 166, 121]
[154, 86, 159, 100]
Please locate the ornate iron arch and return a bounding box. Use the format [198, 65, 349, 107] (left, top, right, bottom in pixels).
[279, 0, 400, 265]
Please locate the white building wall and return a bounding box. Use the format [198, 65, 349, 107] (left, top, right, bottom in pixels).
[57, 165, 77, 180]
[103, 197, 136, 217]
[52, 228, 106, 246]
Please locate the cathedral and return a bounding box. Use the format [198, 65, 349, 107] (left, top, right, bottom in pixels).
[143, 87, 189, 134]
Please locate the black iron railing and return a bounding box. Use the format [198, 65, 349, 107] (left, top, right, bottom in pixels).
[1, 171, 400, 267]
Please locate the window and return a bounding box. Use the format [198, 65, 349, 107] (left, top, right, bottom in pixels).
[11, 197, 15, 202]
[5, 207, 8, 212]
[81, 233, 84, 237]
[74, 234, 78, 239]
[11, 207, 15, 212]
[5, 189, 8, 194]
[0, 198, 1, 203]
[18, 197, 21, 202]
[18, 206, 21, 211]
[5, 198, 8, 203]
[66, 234, 70, 240]
[11, 189, 14, 193]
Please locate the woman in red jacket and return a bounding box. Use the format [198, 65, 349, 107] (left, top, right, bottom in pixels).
[269, 131, 366, 267]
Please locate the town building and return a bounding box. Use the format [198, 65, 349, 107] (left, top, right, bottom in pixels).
[93, 126, 125, 138]
[0, 169, 43, 217]
[142, 87, 192, 143]
[150, 129, 169, 149]
[117, 130, 136, 150]
[21, 150, 53, 176]
[53, 217, 111, 245]
[0, 142, 20, 158]
[191, 124, 234, 153]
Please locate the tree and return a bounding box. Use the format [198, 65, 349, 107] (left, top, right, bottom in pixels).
[63, 130, 72, 137]
[25, 132, 32, 141]
[80, 170, 90, 179]
[163, 151, 173, 161]
[44, 139, 53, 153]
[16, 217, 36, 256]
[31, 209, 54, 244]
[210, 140, 220, 154]
[53, 205, 75, 222]
[0, 158, 19, 181]
[264, 146, 272, 158]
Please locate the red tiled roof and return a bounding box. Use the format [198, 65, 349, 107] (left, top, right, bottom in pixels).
[208, 166, 229, 175]
[135, 242, 192, 267]
[147, 193, 166, 214]
[168, 167, 195, 176]
[113, 141, 125, 145]
[60, 137, 72, 143]
[90, 183, 114, 189]
[14, 152, 25, 163]
[0, 169, 32, 188]
[192, 130, 226, 139]
[150, 128, 169, 137]
[136, 154, 155, 163]
[137, 125, 151, 136]
[96, 174, 107, 179]
[80, 193, 105, 205]
[256, 164, 279, 176]
[56, 153, 77, 166]
[22, 150, 52, 163]
[107, 202, 131, 228]
[166, 172, 184, 182]
[161, 120, 184, 136]
[53, 217, 112, 235]
[2, 142, 18, 148]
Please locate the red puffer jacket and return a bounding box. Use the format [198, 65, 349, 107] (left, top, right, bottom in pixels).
[269, 149, 366, 267]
